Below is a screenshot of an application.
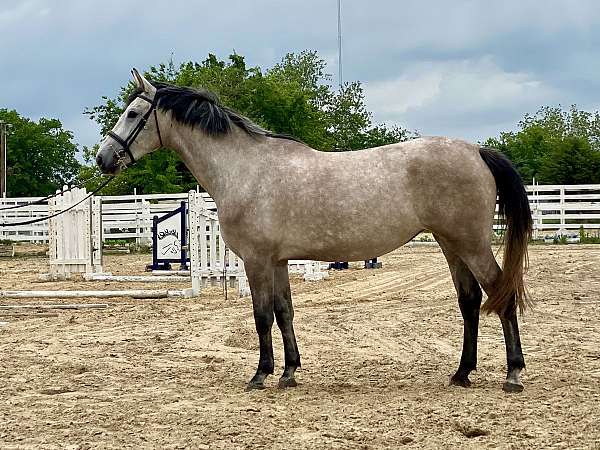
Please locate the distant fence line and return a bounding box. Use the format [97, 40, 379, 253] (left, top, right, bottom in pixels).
[1, 184, 599, 243]
[525, 184, 600, 238]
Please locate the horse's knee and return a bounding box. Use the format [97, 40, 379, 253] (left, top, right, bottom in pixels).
[253, 309, 274, 334]
[274, 300, 293, 324]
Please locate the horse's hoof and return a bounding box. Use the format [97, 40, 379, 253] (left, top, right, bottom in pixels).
[449, 375, 471, 388]
[245, 382, 266, 392]
[502, 381, 524, 393]
[277, 377, 298, 389]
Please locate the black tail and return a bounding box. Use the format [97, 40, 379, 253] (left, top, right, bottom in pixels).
[479, 147, 533, 315]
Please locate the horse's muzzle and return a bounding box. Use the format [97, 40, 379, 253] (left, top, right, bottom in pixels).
[96, 151, 121, 175]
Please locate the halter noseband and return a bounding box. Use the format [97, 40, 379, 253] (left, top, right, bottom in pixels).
[107, 94, 164, 168]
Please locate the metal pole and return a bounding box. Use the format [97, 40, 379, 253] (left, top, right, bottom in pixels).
[0, 122, 7, 198]
[337, 0, 343, 88]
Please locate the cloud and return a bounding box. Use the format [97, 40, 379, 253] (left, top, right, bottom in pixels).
[1, 0, 600, 150]
[0, 1, 43, 26]
[365, 73, 442, 116]
[365, 56, 558, 141]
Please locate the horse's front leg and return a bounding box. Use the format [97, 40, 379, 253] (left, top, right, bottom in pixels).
[245, 259, 276, 391]
[273, 263, 301, 388]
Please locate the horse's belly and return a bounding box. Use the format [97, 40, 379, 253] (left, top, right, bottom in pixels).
[281, 220, 421, 261]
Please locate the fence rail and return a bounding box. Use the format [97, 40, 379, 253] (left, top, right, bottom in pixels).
[526, 184, 600, 236]
[1, 184, 599, 243]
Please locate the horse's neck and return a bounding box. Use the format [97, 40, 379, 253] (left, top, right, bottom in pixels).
[167, 124, 263, 202]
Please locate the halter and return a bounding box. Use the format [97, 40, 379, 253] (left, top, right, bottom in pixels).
[107, 94, 164, 168]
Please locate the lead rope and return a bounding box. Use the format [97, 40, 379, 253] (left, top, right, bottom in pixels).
[0, 179, 91, 211]
[0, 177, 114, 227]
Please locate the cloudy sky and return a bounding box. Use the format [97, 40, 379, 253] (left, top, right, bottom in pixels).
[2, 0, 600, 150]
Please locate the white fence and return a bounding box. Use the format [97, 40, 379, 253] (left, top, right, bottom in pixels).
[527, 184, 600, 234]
[0, 197, 49, 242]
[0, 191, 215, 243]
[39, 188, 243, 295]
[187, 191, 245, 293]
[1, 184, 599, 243]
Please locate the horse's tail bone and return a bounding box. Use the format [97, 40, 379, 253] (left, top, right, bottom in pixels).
[478, 146, 533, 316]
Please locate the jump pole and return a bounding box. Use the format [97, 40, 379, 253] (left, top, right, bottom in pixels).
[0, 289, 194, 299]
[0, 304, 109, 310]
[83, 274, 190, 282]
[151, 270, 191, 276]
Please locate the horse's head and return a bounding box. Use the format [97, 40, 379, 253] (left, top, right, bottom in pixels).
[96, 69, 163, 174]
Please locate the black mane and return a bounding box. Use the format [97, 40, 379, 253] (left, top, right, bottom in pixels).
[128, 82, 303, 143]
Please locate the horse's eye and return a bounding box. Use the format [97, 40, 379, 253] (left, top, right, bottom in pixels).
[127, 110, 139, 119]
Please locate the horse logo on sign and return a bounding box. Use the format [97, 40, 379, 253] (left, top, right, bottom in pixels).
[149, 201, 188, 270]
[158, 228, 181, 256]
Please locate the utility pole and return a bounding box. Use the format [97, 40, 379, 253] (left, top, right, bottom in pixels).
[0, 121, 8, 198]
[337, 0, 343, 88]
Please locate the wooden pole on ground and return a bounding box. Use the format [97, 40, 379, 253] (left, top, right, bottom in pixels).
[0, 304, 108, 310]
[82, 274, 190, 282]
[0, 289, 194, 299]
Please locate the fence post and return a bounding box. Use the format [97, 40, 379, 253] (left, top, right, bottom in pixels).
[91, 196, 103, 273]
[57, 187, 67, 276]
[48, 190, 58, 277]
[237, 258, 250, 297]
[133, 187, 140, 245]
[188, 191, 201, 296]
[560, 187, 566, 229]
[209, 217, 217, 285]
[83, 188, 92, 274]
[141, 200, 151, 245]
[179, 201, 188, 270]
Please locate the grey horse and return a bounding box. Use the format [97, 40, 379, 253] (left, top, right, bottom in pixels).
[96, 69, 532, 393]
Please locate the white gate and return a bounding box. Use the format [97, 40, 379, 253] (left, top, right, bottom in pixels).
[47, 187, 103, 279]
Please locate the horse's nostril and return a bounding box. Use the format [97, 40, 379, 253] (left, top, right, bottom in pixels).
[96, 155, 103, 168]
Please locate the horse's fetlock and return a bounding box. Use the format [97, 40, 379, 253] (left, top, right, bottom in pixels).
[285, 356, 301, 369]
[507, 360, 525, 372]
[258, 361, 274, 374]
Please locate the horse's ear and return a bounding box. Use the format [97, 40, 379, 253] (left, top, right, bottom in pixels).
[131, 68, 156, 95]
[131, 68, 143, 88]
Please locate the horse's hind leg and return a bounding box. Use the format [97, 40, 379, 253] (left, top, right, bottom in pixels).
[459, 248, 526, 392]
[499, 303, 525, 392]
[437, 238, 482, 387]
[273, 264, 301, 388]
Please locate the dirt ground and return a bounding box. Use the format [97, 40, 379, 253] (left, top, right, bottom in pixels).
[0, 244, 599, 449]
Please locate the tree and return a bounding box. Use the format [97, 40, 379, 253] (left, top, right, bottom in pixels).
[485, 105, 600, 184]
[327, 81, 372, 150]
[79, 146, 186, 195]
[361, 125, 413, 149]
[0, 109, 80, 196]
[83, 51, 413, 194]
[485, 125, 552, 183]
[537, 136, 600, 184]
